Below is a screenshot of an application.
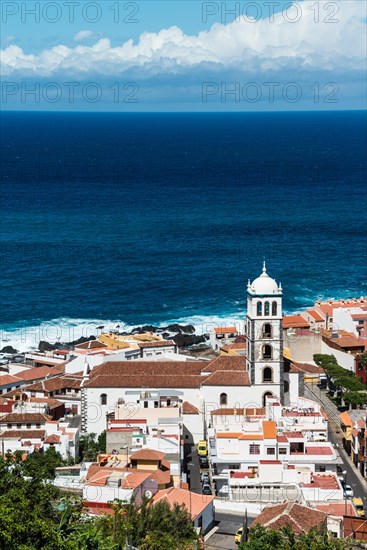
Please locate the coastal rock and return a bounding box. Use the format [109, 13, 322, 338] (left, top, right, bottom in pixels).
[172, 334, 205, 348]
[0, 345, 18, 354]
[38, 340, 57, 352]
[130, 324, 196, 335]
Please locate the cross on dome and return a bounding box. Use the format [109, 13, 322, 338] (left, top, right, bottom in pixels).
[248, 262, 282, 295]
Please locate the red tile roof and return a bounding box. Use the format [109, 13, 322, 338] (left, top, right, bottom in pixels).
[15, 366, 55, 382]
[130, 449, 166, 461]
[0, 412, 51, 423]
[0, 429, 46, 439]
[75, 340, 108, 350]
[138, 340, 176, 348]
[252, 502, 327, 534]
[214, 327, 238, 334]
[153, 487, 214, 520]
[44, 434, 60, 444]
[289, 361, 325, 374]
[283, 316, 310, 329]
[0, 374, 21, 386]
[204, 355, 245, 372]
[201, 370, 250, 386]
[182, 401, 200, 415]
[307, 310, 324, 322]
[316, 503, 356, 517]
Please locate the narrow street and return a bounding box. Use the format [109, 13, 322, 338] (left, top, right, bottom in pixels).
[305, 383, 367, 508]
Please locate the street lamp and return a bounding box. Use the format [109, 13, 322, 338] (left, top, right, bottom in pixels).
[343, 470, 347, 516]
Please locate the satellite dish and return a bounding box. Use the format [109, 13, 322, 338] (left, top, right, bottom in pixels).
[145, 490, 153, 499]
[117, 398, 125, 404]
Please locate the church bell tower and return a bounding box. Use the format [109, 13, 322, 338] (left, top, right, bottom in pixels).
[245, 262, 284, 405]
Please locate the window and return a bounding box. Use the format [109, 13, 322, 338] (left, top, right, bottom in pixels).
[284, 380, 290, 393]
[249, 444, 260, 455]
[264, 301, 270, 316]
[263, 367, 273, 383]
[154, 401, 159, 408]
[16, 423, 21, 429]
[266, 448, 275, 455]
[220, 393, 228, 406]
[315, 465, 326, 472]
[279, 448, 287, 455]
[262, 323, 272, 338]
[100, 393, 107, 406]
[26, 423, 31, 429]
[36, 423, 41, 429]
[262, 344, 272, 359]
[272, 301, 277, 316]
[7, 424, 12, 429]
[257, 301, 262, 316]
[144, 401, 148, 408]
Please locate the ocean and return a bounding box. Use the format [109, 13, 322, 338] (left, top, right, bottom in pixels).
[1, 111, 366, 351]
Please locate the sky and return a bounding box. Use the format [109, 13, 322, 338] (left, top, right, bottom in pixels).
[1, 0, 366, 111]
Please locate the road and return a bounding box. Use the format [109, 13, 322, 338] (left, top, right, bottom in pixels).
[305, 383, 367, 509]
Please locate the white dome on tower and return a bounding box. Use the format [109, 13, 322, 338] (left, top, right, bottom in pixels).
[247, 262, 282, 295]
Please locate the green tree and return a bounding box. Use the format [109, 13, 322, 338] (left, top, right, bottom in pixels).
[239, 525, 351, 550]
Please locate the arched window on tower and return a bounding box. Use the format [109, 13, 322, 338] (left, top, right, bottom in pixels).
[272, 301, 277, 316]
[220, 393, 228, 406]
[262, 344, 272, 359]
[100, 393, 107, 406]
[264, 301, 270, 316]
[262, 323, 272, 338]
[263, 367, 273, 383]
[257, 301, 262, 316]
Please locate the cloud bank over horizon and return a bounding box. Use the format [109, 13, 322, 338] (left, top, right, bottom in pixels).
[2, 1, 366, 76]
[1, 1, 366, 110]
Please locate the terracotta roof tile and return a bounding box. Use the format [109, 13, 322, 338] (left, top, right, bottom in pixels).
[130, 449, 166, 461]
[289, 361, 325, 374]
[283, 316, 310, 329]
[201, 370, 250, 386]
[0, 412, 51, 423]
[214, 327, 238, 334]
[44, 434, 60, 444]
[0, 429, 46, 439]
[84, 374, 203, 389]
[204, 355, 245, 372]
[138, 340, 176, 348]
[75, 340, 108, 350]
[252, 502, 327, 534]
[153, 487, 214, 520]
[182, 401, 200, 415]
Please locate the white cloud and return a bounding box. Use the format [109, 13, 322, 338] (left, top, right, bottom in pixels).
[73, 30, 96, 42]
[1, 1, 366, 77]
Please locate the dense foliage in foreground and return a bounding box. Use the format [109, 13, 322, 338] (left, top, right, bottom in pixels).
[0, 450, 198, 550]
[239, 525, 357, 550]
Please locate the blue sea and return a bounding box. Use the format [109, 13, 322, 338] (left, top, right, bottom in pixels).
[1, 111, 366, 350]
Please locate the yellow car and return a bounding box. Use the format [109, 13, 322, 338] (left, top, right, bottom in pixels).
[197, 440, 207, 457]
[353, 498, 365, 518]
[235, 527, 244, 544]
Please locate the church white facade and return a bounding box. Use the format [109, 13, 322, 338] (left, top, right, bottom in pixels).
[81, 264, 297, 436]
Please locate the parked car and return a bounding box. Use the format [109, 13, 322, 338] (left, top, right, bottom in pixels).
[199, 456, 209, 469]
[343, 485, 354, 498]
[202, 484, 212, 495]
[336, 466, 344, 478]
[198, 440, 207, 457]
[235, 527, 244, 545]
[352, 498, 365, 518]
[201, 472, 209, 484]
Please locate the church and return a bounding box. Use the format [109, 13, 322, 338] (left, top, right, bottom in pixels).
[80, 264, 300, 436]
